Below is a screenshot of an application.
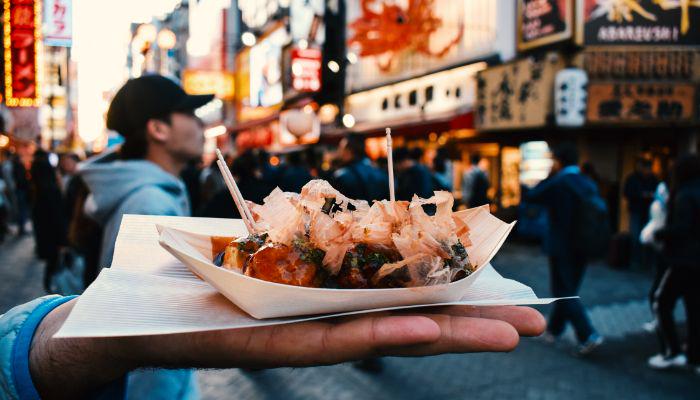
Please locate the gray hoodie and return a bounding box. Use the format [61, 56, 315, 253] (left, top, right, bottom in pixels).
[80, 153, 190, 270]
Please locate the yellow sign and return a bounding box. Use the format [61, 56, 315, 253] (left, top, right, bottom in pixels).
[182, 69, 235, 100]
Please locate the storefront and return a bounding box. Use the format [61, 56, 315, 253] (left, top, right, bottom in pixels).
[472, 0, 700, 232]
[328, 0, 515, 206]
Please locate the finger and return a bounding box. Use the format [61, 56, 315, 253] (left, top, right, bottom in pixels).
[243, 313, 519, 365]
[421, 306, 546, 337]
[379, 314, 520, 357]
[228, 315, 442, 367]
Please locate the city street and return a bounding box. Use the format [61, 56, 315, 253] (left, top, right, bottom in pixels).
[2, 233, 698, 399]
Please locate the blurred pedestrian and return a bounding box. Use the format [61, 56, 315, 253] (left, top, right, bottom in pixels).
[624, 157, 659, 268]
[462, 153, 489, 208]
[649, 155, 700, 373]
[257, 149, 280, 187]
[11, 153, 30, 235]
[58, 152, 81, 221]
[201, 151, 274, 218]
[640, 179, 670, 334]
[79, 74, 212, 399]
[395, 147, 433, 201]
[30, 150, 67, 291]
[525, 142, 604, 355]
[431, 148, 452, 192]
[181, 159, 203, 215]
[278, 150, 312, 193]
[333, 134, 389, 203]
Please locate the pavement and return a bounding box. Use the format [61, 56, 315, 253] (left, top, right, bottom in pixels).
[2, 231, 699, 400]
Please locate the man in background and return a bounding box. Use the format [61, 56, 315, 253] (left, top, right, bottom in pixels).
[462, 153, 489, 208]
[79, 74, 213, 399]
[333, 134, 389, 203]
[525, 142, 604, 355]
[624, 157, 659, 268]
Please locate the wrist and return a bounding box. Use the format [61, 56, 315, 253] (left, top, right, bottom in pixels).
[29, 300, 136, 399]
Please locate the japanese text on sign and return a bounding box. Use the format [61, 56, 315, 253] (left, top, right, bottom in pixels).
[3, 0, 41, 107]
[587, 82, 696, 124]
[43, 0, 72, 47]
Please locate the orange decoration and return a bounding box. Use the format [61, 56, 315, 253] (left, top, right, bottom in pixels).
[348, 0, 463, 72]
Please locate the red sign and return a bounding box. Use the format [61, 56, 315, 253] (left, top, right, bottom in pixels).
[3, 0, 41, 107]
[290, 48, 321, 93]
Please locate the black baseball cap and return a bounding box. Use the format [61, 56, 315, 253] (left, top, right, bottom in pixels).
[106, 74, 214, 139]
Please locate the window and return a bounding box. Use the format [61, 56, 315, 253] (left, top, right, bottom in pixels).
[394, 94, 401, 108]
[425, 86, 434, 102]
[381, 98, 389, 110]
[408, 90, 417, 106]
[455, 86, 462, 98]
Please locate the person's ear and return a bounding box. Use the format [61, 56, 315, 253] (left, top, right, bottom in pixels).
[145, 119, 170, 143]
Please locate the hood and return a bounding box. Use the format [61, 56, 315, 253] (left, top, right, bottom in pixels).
[80, 154, 186, 223]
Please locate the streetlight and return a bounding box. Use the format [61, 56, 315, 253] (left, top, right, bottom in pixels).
[241, 31, 256, 47]
[157, 29, 177, 75]
[135, 23, 157, 74]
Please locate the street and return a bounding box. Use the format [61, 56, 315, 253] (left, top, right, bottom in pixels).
[2, 234, 698, 399]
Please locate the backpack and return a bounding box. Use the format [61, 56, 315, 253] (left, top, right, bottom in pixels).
[565, 177, 611, 259]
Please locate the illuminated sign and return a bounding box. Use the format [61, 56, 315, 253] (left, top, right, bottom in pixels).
[3, 0, 41, 107]
[578, 0, 700, 45]
[517, 0, 573, 52]
[43, 0, 71, 47]
[290, 47, 321, 92]
[182, 69, 235, 99]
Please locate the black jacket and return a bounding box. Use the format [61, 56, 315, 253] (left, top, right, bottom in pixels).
[333, 158, 389, 203]
[658, 179, 700, 269]
[524, 167, 599, 258]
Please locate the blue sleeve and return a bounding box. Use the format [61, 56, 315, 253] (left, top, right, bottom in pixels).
[2, 295, 127, 400]
[10, 296, 78, 400]
[524, 176, 557, 205]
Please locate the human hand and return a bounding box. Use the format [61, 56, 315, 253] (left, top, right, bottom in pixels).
[30, 300, 545, 398]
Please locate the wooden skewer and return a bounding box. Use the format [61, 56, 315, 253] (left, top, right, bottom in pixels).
[215, 150, 256, 227]
[386, 127, 395, 203]
[216, 159, 254, 233]
[215, 150, 256, 233]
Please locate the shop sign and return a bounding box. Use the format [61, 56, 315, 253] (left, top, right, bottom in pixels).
[182, 69, 235, 99]
[238, 0, 286, 31]
[289, 47, 322, 93]
[583, 49, 700, 81]
[587, 82, 696, 124]
[476, 53, 565, 131]
[517, 0, 573, 52]
[3, 0, 41, 107]
[43, 0, 71, 47]
[346, 0, 504, 91]
[578, 0, 700, 45]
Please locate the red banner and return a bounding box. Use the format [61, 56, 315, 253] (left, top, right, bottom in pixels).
[4, 0, 41, 107]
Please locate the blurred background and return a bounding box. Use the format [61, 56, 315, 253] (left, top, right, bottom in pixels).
[0, 0, 699, 399]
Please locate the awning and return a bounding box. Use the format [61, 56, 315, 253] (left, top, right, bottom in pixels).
[322, 110, 474, 140]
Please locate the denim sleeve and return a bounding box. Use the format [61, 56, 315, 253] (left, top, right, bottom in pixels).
[1, 295, 127, 400]
[1, 295, 73, 399]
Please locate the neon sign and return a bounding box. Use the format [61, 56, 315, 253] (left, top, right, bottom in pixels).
[3, 0, 41, 107]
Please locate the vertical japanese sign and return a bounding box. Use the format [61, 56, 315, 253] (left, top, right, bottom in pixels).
[43, 0, 71, 47]
[3, 0, 41, 107]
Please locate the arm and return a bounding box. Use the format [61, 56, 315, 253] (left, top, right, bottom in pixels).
[656, 191, 695, 241]
[523, 176, 557, 205]
[28, 299, 544, 399]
